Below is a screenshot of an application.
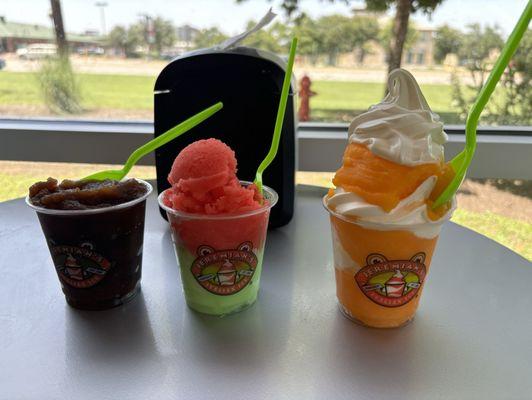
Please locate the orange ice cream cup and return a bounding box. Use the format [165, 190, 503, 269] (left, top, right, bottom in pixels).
[323, 196, 453, 328]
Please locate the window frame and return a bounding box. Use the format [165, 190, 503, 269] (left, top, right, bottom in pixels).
[1, 119, 531, 179]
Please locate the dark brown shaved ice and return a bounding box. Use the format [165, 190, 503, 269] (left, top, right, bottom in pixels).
[29, 178, 148, 210]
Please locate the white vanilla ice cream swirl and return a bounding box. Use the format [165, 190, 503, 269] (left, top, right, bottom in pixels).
[348, 68, 447, 165]
[327, 69, 455, 238]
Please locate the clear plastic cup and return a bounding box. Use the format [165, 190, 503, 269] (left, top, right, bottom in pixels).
[324, 195, 454, 328]
[26, 179, 152, 310]
[158, 182, 278, 316]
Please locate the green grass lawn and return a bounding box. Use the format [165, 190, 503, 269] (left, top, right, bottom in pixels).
[311, 80, 456, 112]
[0, 71, 156, 110]
[0, 71, 463, 122]
[310, 80, 464, 123]
[452, 209, 531, 261]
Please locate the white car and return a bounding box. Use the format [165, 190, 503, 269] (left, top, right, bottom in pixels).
[16, 43, 57, 60]
[76, 46, 105, 56]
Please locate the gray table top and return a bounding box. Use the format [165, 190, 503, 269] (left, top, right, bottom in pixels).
[1, 187, 531, 400]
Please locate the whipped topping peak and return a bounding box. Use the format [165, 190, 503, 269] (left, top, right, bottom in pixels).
[348, 68, 447, 166]
[384, 68, 431, 110]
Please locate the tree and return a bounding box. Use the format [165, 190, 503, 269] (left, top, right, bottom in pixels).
[458, 24, 504, 88]
[366, 0, 444, 73]
[454, 27, 530, 126]
[242, 20, 285, 53]
[237, 0, 446, 73]
[127, 23, 145, 55]
[314, 15, 379, 65]
[269, 21, 291, 50]
[348, 16, 380, 64]
[107, 25, 141, 57]
[292, 13, 378, 65]
[379, 20, 418, 62]
[108, 26, 127, 54]
[451, 24, 505, 123]
[193, 27, 229, 49]
[152, 17, 176, 54]
[237, 0, 346, 16]
[293, 13, 323, 62]
[38, 57, 82, 114]
[129, 16, 176, 56]
[40, 0, 82, 114]
[434, 25, 461, 64]
[316, 15, 354, 65]
[50, 0, 68, 57]
[494, 29, 531, 125]
[106, 24, 143, 57]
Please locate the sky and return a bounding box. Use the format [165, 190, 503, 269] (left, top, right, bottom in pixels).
[2, 0, 528, 36]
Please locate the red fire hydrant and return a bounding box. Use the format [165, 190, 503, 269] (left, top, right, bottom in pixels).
[298, 75, 316, 122]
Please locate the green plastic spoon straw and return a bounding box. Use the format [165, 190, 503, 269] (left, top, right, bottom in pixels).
[83, 102, 223, 181]
[432, 0, 532, 209]
[254, 37, 298, 194]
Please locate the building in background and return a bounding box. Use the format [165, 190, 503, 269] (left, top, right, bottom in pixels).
[159, 25, 199, 59]
[0, 16, 103, 54]
[311, 8, 437, 68]
[405, 27, 435, 66]
[175, 24, 199, 54]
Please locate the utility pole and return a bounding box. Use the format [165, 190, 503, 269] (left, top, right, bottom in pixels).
[50, 0, 68, 57]
[138, 13, 155, 58]
[95, 1, 108, 36]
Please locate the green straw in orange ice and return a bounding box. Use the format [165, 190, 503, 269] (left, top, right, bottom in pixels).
[432, 0, 532, 209]
[254, 37, 298, 194]
[82, 102, 223, 181]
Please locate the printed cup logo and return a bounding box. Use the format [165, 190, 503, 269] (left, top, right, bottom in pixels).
[191, 242, 258, 296]
[51, 243, 112, 288]
[355, 253, 427, 307]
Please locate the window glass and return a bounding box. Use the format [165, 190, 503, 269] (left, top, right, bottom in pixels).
[0, 0, 529, 126]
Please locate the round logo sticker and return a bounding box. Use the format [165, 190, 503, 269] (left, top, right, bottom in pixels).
[51, 243, 112, 288]
[355, 253, 427, 307]
[191, 242, 258, 296]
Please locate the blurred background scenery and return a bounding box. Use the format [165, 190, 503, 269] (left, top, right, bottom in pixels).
[0, 0, 530, 259]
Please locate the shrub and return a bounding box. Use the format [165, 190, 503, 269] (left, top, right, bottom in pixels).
[37, 57, 82, 114]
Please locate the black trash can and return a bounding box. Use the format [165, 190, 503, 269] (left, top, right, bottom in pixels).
[154, 46, 296, 228]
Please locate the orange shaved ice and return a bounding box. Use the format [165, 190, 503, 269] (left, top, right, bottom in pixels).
[333, 143, 453, 216]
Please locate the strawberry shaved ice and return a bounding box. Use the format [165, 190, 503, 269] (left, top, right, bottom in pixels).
[158, 137, 278, 316]
[164, 138, 263, 214]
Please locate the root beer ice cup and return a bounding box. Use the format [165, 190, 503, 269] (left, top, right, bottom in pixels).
[26, 179, 152, 310]
[158, 183, 278, 316]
